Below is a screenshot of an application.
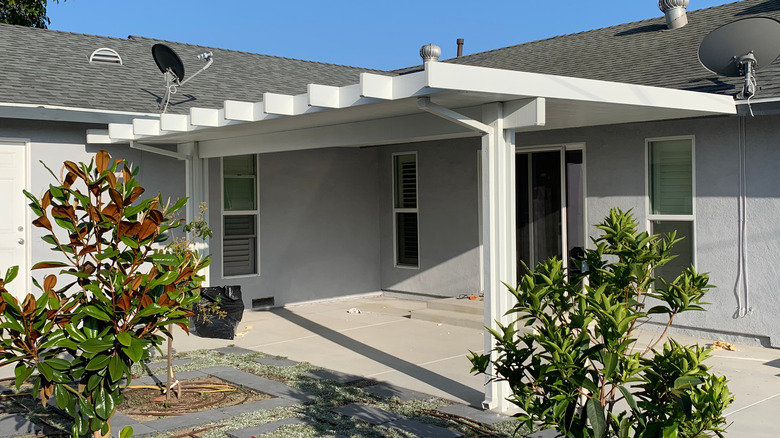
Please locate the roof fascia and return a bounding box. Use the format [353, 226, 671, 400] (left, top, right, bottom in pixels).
[0, 102, 158, 125]
[425, 62, 736, 115]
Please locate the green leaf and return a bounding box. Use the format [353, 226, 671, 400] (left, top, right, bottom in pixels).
[123, 337, 145, 362]
[108, 354, 124, 382]
[78, 395, 95, 417]
[586, 398, 606, 438]
[14, 363, 35, 388]
[136, 303, 164, 318]
[3, 266, 18, 284]
[80, 338, 114, 354]
[146, 253, 179, 266]
[53, 384, 69, 410]
[663, 424, 679, 438]
[94, 386, 113, 420]
[46, 358, 71, 371]
[602, 351, 618, 380]
[117, 332, 132, 347]
[167, 197, 188, 215]
[120, 426, 134, 438]
[65, 324, 88, 343]
[86, 354, 111, 371]
[37, 362, 54, 381]
[83, 305, 111, 322]
[674, 376, 703, 389]
[95, 249, 120, 261]
[120, 235, 139, 249]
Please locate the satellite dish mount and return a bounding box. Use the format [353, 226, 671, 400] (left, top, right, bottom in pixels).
[152, 44, 214, 113]
[698, 17, 780, 101]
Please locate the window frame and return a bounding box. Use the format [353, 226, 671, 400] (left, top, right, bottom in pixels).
[221, 154, 261, 278]
[645, 135, 697, 268]
[392, 151, 420, 269]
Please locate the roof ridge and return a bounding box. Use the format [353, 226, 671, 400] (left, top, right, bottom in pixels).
[451, 0, 743, 62]
[127, 35, 388, 73]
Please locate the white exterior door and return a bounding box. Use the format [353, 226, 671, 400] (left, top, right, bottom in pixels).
[0, 142, 27, 297]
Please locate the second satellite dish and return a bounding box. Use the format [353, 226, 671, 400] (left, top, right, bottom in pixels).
[151, 43, 214, 113]
[699, 17, 780, 99]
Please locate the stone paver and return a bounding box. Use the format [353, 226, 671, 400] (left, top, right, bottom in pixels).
[254, 356, 299, 367]
[331, 403, 403, 425]
[226, 417, 307, 438]
[200, 366, 314, 403]
[364, 382, 436, 402]
[385, 417, 464, 438]
[306, 368, 363, 385]
[0, 415, 40, 437]
[437, 403, 508, 425]
[214, 346, 256, 356]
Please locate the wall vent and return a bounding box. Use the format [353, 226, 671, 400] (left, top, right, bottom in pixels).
[89, 48, 123, 65]
[252, 296, 275, 309]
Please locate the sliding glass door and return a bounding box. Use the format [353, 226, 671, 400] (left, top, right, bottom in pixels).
[516, 146, 585, 277]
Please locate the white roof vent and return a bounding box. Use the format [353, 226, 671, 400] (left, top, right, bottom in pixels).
[89, 48, 123, 65]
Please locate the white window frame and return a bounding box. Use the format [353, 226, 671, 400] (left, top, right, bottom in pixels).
[392, 151, 420, 269]
[221, 154, 261, 278]
[514, 142, 587, 270]
[645, 135, 697, 268]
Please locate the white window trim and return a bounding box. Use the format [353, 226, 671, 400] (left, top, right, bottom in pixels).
[392, 151, 420, 269]
[221, 154, 261, 278]
[645, 135, 697, 267]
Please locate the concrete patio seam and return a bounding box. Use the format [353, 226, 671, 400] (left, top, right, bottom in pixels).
[246, 319, 405, 349]
[366, 351, 484, 378]
[724, 392, 780, 416]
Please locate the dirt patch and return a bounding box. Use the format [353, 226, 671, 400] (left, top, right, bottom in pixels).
[117, 376, 270, 422]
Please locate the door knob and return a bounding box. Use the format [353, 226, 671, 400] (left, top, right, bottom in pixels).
[17, 226, 23, 232]
[17, 238, 24, 245]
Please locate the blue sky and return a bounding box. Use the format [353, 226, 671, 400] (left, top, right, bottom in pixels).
[48, 0, 736, 70]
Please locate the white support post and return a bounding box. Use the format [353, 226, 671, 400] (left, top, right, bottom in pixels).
[480, 102, 517, 412]
[177, 142, 210, 286]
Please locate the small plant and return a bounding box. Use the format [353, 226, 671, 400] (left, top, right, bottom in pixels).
[0, 151, 207, 438]
[469, 208, 733, 438]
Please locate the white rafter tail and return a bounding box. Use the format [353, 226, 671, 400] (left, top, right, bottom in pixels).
[160, 113, 194, 132]
[263, 93, 295, 115]
[339, 84, 376, 107]
[132, 118, 163, 137]
[86, 129, 118, 144]
[504, 98, 546, 129]
[224, 100, 256, 121]
[308, 84, 341, 108]
[360, 73, 394, 100]
[190, 108, 230, 127]
[393, 70, 429, 98]
[108, 123, 138, 141]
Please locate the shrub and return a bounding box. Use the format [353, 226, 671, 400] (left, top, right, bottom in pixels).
[469, 208, 733, 438]
[0, 151, 207, 438]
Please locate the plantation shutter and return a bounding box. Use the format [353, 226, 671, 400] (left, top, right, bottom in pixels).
[222, 155, 259, 277]
[649, 139, 693, 215]
[393, 154, 419, 267]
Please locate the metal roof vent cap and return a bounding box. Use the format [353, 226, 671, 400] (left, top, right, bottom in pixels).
[420, 43, 441, 62]
[659, 0, 689, 30]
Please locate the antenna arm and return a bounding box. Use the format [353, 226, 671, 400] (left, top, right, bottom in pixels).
[179, 57, 213, 87]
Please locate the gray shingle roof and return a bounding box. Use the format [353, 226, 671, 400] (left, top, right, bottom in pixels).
[3, 0, 780, 116]
[0, 24, 386, 115]
[443, 0, 780, 100]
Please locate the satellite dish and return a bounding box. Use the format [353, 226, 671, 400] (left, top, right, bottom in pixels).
[152, 44, 185, 82]
[151, 43, 214, 113]
[698, 17, 780, 99]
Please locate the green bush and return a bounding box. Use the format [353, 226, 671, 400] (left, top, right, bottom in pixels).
[469, 208, 733, 438]
[0, 150, 207, 438]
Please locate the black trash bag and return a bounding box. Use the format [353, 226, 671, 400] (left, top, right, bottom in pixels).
[190, 285, 245, 340]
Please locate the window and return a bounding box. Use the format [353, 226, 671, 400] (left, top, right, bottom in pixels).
[222, 155, 259, 277]
[393, 153, 419, 267]
[647, 138, 694, 281]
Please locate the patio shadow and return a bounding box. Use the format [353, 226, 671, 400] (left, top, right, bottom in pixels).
[272, 308, 485, 407]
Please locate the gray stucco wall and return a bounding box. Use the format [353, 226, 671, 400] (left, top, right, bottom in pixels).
[517, 114, 780, 346]
[2, 118, 185, 295]
[378, 138, 482, 298]
[207, 147, 381, 307]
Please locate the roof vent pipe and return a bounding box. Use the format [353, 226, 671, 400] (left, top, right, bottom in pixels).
[457, 38, 464, 57]
[659, 0, 689, 30]
[420, 43, 441, 62]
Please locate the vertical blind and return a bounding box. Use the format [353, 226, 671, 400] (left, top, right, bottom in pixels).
[223, 155, 258, 276]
